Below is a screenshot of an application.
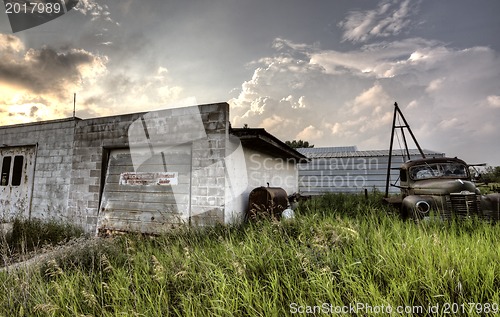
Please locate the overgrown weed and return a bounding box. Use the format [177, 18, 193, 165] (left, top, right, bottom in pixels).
[1, 194, 500, 316]
[1, 218, 85, 267]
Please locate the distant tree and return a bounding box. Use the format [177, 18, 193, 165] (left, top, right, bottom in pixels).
[243, 123, 249, 129]
[480, 166, 500, 184]
[285, 140, 314, 149]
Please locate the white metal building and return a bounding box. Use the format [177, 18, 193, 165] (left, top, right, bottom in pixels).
[297, 146, 445, 195]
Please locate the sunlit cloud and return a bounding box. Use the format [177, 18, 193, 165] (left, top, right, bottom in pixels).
[75, 0, 118, 25]
[296, 125, 324, 141]
[338, 0, 420, 43]
[230, 35, 500, 164]
[487, 95, 500, 108]
[0, 34, 108, 124]
[0, 33, 197, 123]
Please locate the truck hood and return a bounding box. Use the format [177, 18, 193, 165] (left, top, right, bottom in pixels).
[412, 179, 477, 195]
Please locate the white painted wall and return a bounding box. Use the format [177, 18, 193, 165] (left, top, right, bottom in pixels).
[225, 143, 298, 224]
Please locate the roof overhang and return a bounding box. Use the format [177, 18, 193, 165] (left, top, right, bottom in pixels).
[231, 128, 307, 161]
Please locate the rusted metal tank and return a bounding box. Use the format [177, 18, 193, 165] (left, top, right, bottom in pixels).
[248, 186, 288, 221]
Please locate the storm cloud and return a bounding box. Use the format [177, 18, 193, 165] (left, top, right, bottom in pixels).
[0, 34, 107, 123]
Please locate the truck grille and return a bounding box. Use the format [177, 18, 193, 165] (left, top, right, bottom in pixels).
[445, 193, 481, 218]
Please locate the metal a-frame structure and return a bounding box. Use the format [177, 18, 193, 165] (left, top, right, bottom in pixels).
[384, 102, 426, 198]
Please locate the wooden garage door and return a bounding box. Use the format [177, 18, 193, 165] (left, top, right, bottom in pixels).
[98, 145, 191, 233]
[0, 146, 36, 221]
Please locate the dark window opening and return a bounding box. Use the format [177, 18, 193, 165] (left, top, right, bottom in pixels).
[1, 156, 11, 186]
[400, 169, 407, 182]
[12, 155, 24, 186]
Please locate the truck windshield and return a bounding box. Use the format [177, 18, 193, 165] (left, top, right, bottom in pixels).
[409, 162, 468, 180]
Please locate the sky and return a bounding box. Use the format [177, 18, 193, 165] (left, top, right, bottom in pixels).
[1, 0, 499, 166]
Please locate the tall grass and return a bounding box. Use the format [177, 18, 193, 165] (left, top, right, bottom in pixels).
[1, 193, 500, 316]
[1, 218, 84, 267]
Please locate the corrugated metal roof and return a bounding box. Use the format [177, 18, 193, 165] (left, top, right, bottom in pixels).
[296, 146, 358, 156]
[297, 147, 444, 159]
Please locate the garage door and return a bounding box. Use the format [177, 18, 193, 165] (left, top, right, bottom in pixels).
[98, 144, 192, 233]
[0, 146, 36, 221]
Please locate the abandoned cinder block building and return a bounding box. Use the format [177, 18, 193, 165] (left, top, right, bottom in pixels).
[0, 102, 305, 234]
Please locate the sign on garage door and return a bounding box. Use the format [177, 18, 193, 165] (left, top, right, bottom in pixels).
[98, 144, 191, 233]
[0, 146, 36, 221]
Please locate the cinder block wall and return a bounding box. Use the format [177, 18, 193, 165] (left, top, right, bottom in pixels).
[68, 112, 143, 232]
[68, 103, 229, 232]
[0, 118, 77, 220]
[0, 103, 229, 233]
[190, 103, 228, 226]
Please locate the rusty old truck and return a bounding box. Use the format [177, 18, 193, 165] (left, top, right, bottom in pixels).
[389, 156, 500, 221]
[384, 102, 500, 221]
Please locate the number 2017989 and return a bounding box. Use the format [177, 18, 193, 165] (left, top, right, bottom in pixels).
[5, 2, 62, 14]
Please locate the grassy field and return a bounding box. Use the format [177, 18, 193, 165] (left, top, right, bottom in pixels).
[1, 193, 500, 316]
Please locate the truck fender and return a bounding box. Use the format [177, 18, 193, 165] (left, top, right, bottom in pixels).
[402, 195, 434, 220]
